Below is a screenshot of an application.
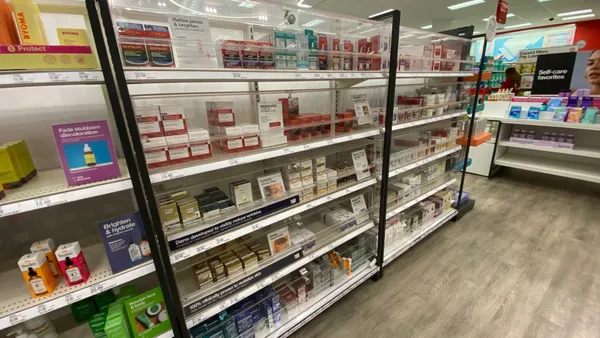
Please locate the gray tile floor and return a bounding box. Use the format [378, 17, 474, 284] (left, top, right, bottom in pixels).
[292, 171, 600, 338]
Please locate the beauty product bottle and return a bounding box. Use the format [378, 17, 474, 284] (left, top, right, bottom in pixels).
[28, 267, 48, 295]
[10, 0, 48, 45]
[0, 0, 19, 45]
[541, 101, 548, 112]
[557, 133, 566, 143]
[527, 131, 535, 140]
[140, 235, 151, 257]
[542, 132, 550, 141]
[83, 144, 96, 166]
[64, 257, 82, 283]
[128, 239, 142, 261]
[566, 134, 574, 144]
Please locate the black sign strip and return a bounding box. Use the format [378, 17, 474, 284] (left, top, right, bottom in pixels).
[184, 248, 304, 316]
[169, 195, 300, 251]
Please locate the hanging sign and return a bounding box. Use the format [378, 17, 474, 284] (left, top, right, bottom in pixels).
[531, 52, 577, 95]
[496, 0, 509, 24]
[485, 16, 497, 42]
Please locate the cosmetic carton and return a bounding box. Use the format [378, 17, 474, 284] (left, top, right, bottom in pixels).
[342, 40, 354, 70]
[230, 180, 253, 208]
[18, 252, 56, 298]
[89, 312, 107, 337]
[135, 107, 164, 139]
[125, 287, 171, 338]
[188, 129, 212, 161]
[30, 238, 61, 278]
[158, 200, 180, 229]
[282, 162, 303, 191]
[314, 181, 328, 196]
[56, 241, 90, 286]
[220, 40, 241, 68]
[257, 172, 286, 200]
[267, 226, 291, 255]
[241, 40, 259, 69]
[220, 126, 244, 153]
[160, 105, 187, 136]
[166, 144, 191, 165]
[10, 0, 48, 45]
[567, 96, 579, 107]
[212, 102, 235, 127]
[0, 142, 27, 189]
[144, 147, 169, 169]
[240, 124, 260, 150]
[258, 41, 274, 69]
[0, 0, 18, 45]
[312, 156, 327, 182]
[94, 290, 116, 312]
[165, 133, 189, 146]
[176, 197, 201, 224]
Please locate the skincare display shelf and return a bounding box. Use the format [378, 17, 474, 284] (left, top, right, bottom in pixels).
[383, 208, 457, 266]
[384, 146, 462, 180]
[495, 117, 600, 132]
[389, 110, 468, 132]
[498, 141, 600, 160]
[0, 71, 104, 88]
[0, 160, 132, 218]
[385, 177, 458, 220]
[124, 69, 474, 84]
[0, 244, 155, 331]
[495, 153, 600, 184]
[183, 220, 375, 328]
[150, 130, 380, 184]
[168, 177, 377, 265]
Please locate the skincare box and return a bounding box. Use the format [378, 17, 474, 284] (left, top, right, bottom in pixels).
[135, 107, 164, 139]
[267, 226, 291, 255]
[56, 241, 91, 286]
[241, 124, 260, 150]
[167, 144, 191, 164]
[188, 128, 212, 161]
[160, 105, 187, 136]
[125, 288, 171, 338]
[230, 180, 253, 208]
[282, 162, 303, 192]
[221, 126, 244, 153]
[144, 147, 169, 168]
[0, 140, 36, 189]
[30, 238, 61, 278]
[18, 252, 57, 298]
[176, 197, 201, 224]
[212, 101, 236, 127]
[159, 200, 180, 229]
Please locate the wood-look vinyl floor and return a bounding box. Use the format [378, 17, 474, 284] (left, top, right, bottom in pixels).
[291, 171, 600, 338]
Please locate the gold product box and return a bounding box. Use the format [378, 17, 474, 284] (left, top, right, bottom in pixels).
[0, 45, 97, 70]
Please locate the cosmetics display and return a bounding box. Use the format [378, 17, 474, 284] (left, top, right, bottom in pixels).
[510, 128, 576, 149]
[398, 41, 461, 72]
[508, 96, 600, 124]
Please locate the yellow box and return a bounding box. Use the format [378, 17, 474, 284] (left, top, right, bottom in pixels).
[0, 45, 96, 70]
[0, 144, 23, 189]
[7, 140, 36, 181]
[18, 252, 57, 298]
[31, 238, 62, 278]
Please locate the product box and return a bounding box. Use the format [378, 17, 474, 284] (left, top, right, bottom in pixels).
[56, 241, 91, 286]
[89, 312, 107, 337]
[135, 107, 164, 141]
[98, 212, 152, 274]
[158, 200, 180, 229]
[30, 238, 61, 278]
[177, 197, 201, 224]
[0, 140, 36, 189]
[257, 172, 286, 200]
[220, 40, 241, 68]
[125, 287, 171, 338]
[18, 252, 57, 298]
[52, 121, 121, 187]
[167, 144, 191, 164]
[312, 156, 327, 182]
[267, 226, 291, 255]
[241, 40, 259, 69]
[282, 162, 303, 191]
[258, 41, 275, 69]
[230, 180, 253, 208]
[144, 147, 169, 169]
[159, 106, 187, 136]
[240, 124, 260, 150]
[188, 129, 212, 160]
[212, 102, 235, 127]
[221, 126, 244, 153]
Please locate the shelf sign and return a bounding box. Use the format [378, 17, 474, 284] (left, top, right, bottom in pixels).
[168, 195, 300, 251]
[496, 0, 509, 24]
[183, 249, 303, 316]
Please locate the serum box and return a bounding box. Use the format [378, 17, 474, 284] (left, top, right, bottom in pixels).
[30, 238, 61, 278]
[18, 252, 57, 298]
[56, 241, 91, 286]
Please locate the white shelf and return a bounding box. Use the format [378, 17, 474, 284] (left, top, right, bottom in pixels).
[384, 146, 462, 180]
[185, 221, 375, 328]
[125, 69, 473, 83]
[0, 244, 155, 331]
[385, 178, 457, 220]
[149, 129, 379, 183]
[390, 111, 467, 132]
[499, 141, 600, 159]
[0, 71, 103, 87]
[495, 153, 600, 183]
[169, 178, 377, 264]
[496, 118, 600, 131]
[0, 161, 132, 218]
[383, 209, 457, 266]
[263, 263, 379, 338]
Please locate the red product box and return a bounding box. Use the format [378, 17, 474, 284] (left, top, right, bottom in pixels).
[56, 242, 90, 286]
[258, 41, 274, 69]
[160, 106, 187, 136]
[221, 126, 244, 153]
[318, 34, 328, 70]
[212, 102, 235, 127]
[370, 35, 381, 70]
[299, 116, 313, 139]
[397, 96, 424, 105]
[321, 114, 331, 135]
[189, 141, 212, 160]
[168, 144, 191, 164]
[310, 115, 322, 136]
[242, 41, 259, 69]
[332, 38, 341, 70]
[241, 124, 260, 150]
[357, 38, 367, 71]
[279, 98, 289, 120]
[343, 40, 354, 70]
[135, 107, 164, 138]
[221, 40, 241, 68]
[144, 147, 169, 168]
[286, 119, 302, 141]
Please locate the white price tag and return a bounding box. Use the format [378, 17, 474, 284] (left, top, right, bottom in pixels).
[313, 73, 322, 79]
[48, 72, 68, 82]
[251, 223, 260, 231]
[361, 73, 369, 78]
[65, 292, 84, 304]
[305, 202, 313, 210]
[133, 72, 148, 80]
[37, 303, 55, 315]
[369, 258, 377, 268]
[34, 193, 67, 209]
[350, 73, 357, 78]
[78, 72, 96, 81]
[345, 188, 351, 194]
[173, 251, 191, 262]
[326, 195, 333, 201]
[295, 73, 306, 79]
[356, 169, 371, 181]
[192, 316, 203, 327]
[0, 203, 21, 217]
[302, 144, 311, 151]
[326, 139, 334, 145]
[160, 170, 184, 181]
[8, 313, 28, 326]
[299, 267, 308, 275]
[232, 72, 247, 79]
[195, 245, 206, 254]
[283, 148, 295, 155]
[327, 73, 334, 79]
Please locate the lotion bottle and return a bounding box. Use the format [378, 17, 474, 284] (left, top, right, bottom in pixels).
[128, 239, 142, 261]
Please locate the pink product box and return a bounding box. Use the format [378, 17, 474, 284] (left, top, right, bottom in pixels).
[509, 137, 574, 149]
[55, 242, 90, 286]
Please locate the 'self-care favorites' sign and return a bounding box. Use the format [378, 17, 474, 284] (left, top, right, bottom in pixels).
[532, 52, 577, 95]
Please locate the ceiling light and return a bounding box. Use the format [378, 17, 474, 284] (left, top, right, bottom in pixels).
[562, 13, 595, 20]
[258, 15, 268, 21]
[205, 6, 217, 13]
[473, 31, 482, 34]
[297, 0, 312, 8]
[448, 0, 484, 10]
[483, 13, 513, 21]
[538, 0, 552, 2]
[421, 25, 432, 29]
[503, 23, 532, 29]
[417, 33, 436, 39]
[368, 9, 394, 18]
[398, 33, 414, 39]
[557, 9, 592, 17]
[302, 19, 325, 27]
[238, 1, 256, 8]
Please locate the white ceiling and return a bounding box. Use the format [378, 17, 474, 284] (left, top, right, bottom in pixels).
[303, 0, 599, 34]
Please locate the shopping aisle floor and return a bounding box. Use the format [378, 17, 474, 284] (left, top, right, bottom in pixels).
[292, 172, 600, 338]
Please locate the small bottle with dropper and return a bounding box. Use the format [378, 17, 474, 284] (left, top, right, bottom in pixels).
[83, 143, 96, 166]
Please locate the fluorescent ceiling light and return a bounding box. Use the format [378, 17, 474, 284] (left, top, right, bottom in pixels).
[557, 9, 592, 17]
[238, 1, 256, 8]
[302, 19, 325, 27]
[421, 25, 432, 29]
[398, 33, 415, 39]
[538, 0, 552, 2]
[297, 0, 312, 8]
[448, 0, 484, 10]
[368, 9, 394, 18]
[473, 31, 482, 34]
[562, 13, 595, 20]
[417, 33, 436, 39]
[503, 23, 532, 29]
[483, 13, 513, 21]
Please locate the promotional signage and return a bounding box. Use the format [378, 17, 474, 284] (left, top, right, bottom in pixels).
[98, 212, 152, 274]
[517, 46, 578, 63]
[168, 195, 301, 251]
[496, 0, 509, 24]
[183, 249, 303, 316]
[532, 52, 577, 95]
[52, 120, 121, 187]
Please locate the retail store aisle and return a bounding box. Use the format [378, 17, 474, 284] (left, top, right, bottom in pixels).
[292, 173, 600, 338]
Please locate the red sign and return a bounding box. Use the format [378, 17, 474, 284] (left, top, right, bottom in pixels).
[496, 0, 509, 24]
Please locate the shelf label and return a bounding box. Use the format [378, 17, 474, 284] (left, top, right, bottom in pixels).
[183, 249, 303, 316]
[313, 73, 322, 79]
[232, 72, 247, 79]
[64, 291, 85, 304]
[0, 203, 21, 217]
[37, 303, 55, 315]
[295, 73, 306, 79]
[227, 158, 245, 167]
[172, 250, 191, 263]
[48, 72, 69, 82]
[8, 313, 28, 326]
[159, 170, 184, 181]
[34, 194, 68, 208]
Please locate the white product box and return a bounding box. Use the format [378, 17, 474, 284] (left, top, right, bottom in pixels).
[221, 126, 243, 136]
[160, 105, 187, 135]
[230, 180, 253, 208]
[267, 226, 291, 255]
[327, 179, 337, 193]
[240, 124, 260, 134]
[258, 102, 284, 135]
[326, 168, 338, 180]
[135, 107, 163, 138]
[166, 134, 190, 146]
[283, 162, 303, 191]
[55, 241, 82, 260]
[314, 181, 328, 196]
[141, 136, 167, 150]
[188, 128, 210, 142]
[260, 135, 287, 148]
[212, 102, 235, 126]
[145, 148, 169, 168]
[168, 144, 191, 163]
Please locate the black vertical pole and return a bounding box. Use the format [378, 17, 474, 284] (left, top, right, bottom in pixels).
[85, 1, 190, 336]
[456, 37, 487, 207]
[371, 10, 401, 280]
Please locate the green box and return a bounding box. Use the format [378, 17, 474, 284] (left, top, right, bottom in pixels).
[95, 290, 116, 313]
[125, 288, 171, 338]
[117, 285, 137, 300]
[89, 312, 107, 337]
[72, 298, 98, 323]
